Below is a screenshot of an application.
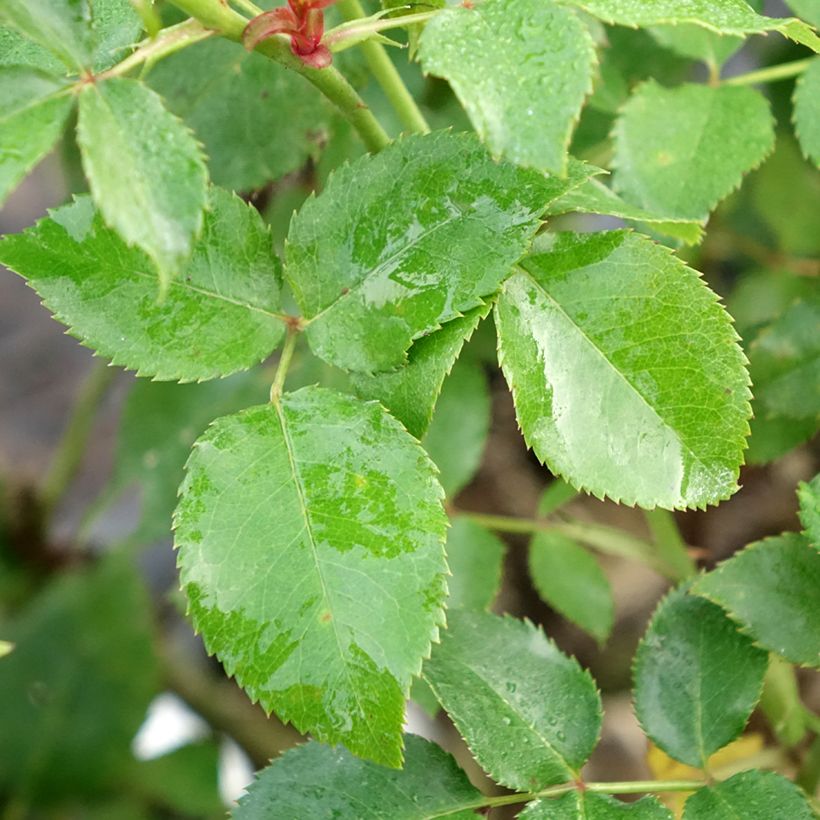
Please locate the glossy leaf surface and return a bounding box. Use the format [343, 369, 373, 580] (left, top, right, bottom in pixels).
[425, 610, 602, 791]
[529, 532, 614, 644]
[495, 231, 751, 509]
[0, 190, 285, 381]
[446, 518, 505, 611]
[0, 556, 158, 799]
[633, 584, 768, 767]
[149, 38, 332, 191]
[77, 77, 208, 285]
[286, 131, 589, 372]
[351, 304, 489, 439]
[418, 0, 596, 173]
[613, 82, 774, 221]
[174, 386, 448, 767]
[233, 735, 481, 819]
[693, 533, 820, 667]
[682, 769, 814, 819]
[0, 66, 73, 208]
[521, 792, 673, 819]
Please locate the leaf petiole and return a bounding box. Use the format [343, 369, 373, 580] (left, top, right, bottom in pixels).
[270, 326, 300, 403]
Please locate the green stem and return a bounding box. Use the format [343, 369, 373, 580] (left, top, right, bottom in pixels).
[270, 327, 299, 403]
[724, 57, 812, 86]
[803, 708, 820, 737]
[41, 361, 116, 524]
[336, 0, 431, 134]
[644, 509, 696, 581]
[169, 0, 390, 152]
[760, 654, 806, 748]
[456, 510, 680, 579]
[96, 18, 213, 80]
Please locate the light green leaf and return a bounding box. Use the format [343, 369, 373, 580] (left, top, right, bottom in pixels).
[682, 769, 814, 819]
[351, 304, 490, 439]
[286, 131, 581, 373]
[521, 792, 673, 819]
[613, 82, 775, 221]
[693, 533, 820, 667]
[798, 474, 820, 547]
[0, 189, 285, 381]
[77, 77, 208, 287]
[633, 584, 768, 767]
[0, 66, 73, 208]
[174, 386, 448, 767]
[786, 0, 820, 26]
[446, 518, 505, 611]
[546, 177, 704, 244]
[418, 0, 596, 173]
[233, 735, 481, 820]
[495, 231, 751, 510]
[794, 58, 820, 168]
[107, 373, 266, 544]
[89, 0, 142, 71]
[0, 25, 63, 72]
[0, 0, 92, 70]
[529, 532, 614, 644]
[0, 555, 158, 799]
[149, 38, 332, 191]
[424, 610, 602, 791]
[748, 297, 820, 422]
[559, 0, 820, 49]
[423, 358, 490, 498]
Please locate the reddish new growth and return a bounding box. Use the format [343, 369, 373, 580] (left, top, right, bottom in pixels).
[243, 0, 337, 69]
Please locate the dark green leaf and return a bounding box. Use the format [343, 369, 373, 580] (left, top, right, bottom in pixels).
[682, 770, 814, 819]
[149, 38, 332, 191]
[77, 77, 208, 286]
[0, 555, 158, 800]
[746, 414, 818, 466]
[0, 189, 285, 381]
[521, 791, 673, 819]
[286, 131, 591, 373]
[798, 474, 820, 547]
[174, 386, 448, 767]
[425, 610, 602, 791]
[423, 358, 490, 498]
[351, 304, 490, 439]
[495, 231, 751, 510]
[693, 533, 820, 667]
[0, 66, 73, 207]
[233, 735, 481, 819]
[613, 82, 775, 221]
[446, 517, 505, 611]
[418, 0, 596, 174]
[633, 584, 768, 767]
[529, 532, 614, 644]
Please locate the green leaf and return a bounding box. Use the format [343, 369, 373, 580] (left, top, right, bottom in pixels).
[149, 38, 332, 192]
[495, 231, 751, 510]
[746, 414, 818, 466]
[0, 66, 73, 208]
[286, 131, 581, 373]
[107, 373, 267, 544]
[521, 792, 673, 819]
[423, 358, 490, 498]
[446, 518, 505, 611]
[633, 584, 768, 767]
[0, 25, 63, 72]
[786, 0, 820, 27]
[174, 386, 448, 767]
[77, 77, 208, 287]
[613, 82, 775, 221]
[546, 177, 704, 244]
[425, 610, 602, 791]
[682, 769, 814, 819]
[233, 735, 481, 819]
[798, 474, 820, 547]
[748, 297, 820, 422]
[351, 304, 490, 439]
[0, 189, 285, 381]
[529, 532, 614, 644]
[0, 555, 158, 800]
[88, 0, 142, 72]
[559, 0, 820, 48]
[693, 533, 820, 668]
[418, 0, 596, 174]
[795, 59, 820, 169]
